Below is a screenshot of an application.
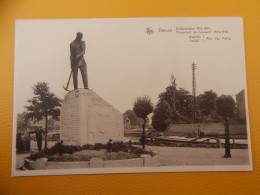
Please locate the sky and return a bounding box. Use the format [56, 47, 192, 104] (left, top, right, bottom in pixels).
[13, 17, 247, 115]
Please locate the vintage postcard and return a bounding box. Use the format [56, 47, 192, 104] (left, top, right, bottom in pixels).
[12, 17, 252, 177]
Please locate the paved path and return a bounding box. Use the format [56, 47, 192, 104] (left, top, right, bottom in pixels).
[146, 146, 250, 166]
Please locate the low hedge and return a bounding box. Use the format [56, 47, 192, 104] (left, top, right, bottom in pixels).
[28, 140, 154, 160]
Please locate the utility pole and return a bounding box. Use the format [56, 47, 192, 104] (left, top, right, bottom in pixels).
[192, 62, 197, 121]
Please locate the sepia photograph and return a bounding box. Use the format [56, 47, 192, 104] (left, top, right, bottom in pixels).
[12, 17, 252, 176]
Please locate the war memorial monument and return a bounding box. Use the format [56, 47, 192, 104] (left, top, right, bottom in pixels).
[60, 32, 124, 146]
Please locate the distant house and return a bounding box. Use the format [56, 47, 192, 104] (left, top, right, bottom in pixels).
[17, 112, 28, 134]
[17, 112, 60, 132]
[48, 117, 60, 131]
[27, 118, 46, 129]
[124, 114, 131, 129]
[236, 89, 246, 120]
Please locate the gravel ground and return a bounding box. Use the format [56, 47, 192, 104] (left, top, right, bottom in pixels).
[146, 146, 250, 166]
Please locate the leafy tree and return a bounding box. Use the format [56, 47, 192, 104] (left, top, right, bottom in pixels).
[158, 75, 193, 123]
[216, 95, 235, 119]
[158, 74, 178, 121]
[25, 82, 62, 150]
[197, 90, 217, 119]
[124, 109, 142, 127]
[133, 96, 153, 149]
[175, 88, 194, 120]
[208, 110, 221, 123]
[216, 95, 235, 158]
[152, 101, 173, 131]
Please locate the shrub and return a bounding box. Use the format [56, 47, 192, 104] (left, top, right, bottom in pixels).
[29, 140, 154, 160]
[29, 153, 48, 160]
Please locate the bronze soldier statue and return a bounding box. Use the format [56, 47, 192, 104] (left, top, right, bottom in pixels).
[70, 32, 88, 89]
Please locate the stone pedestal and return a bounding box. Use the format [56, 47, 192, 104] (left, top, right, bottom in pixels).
[60, 89, 124, 146]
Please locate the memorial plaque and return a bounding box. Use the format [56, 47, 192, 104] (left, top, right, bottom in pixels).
[60, 89, 124, 145]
